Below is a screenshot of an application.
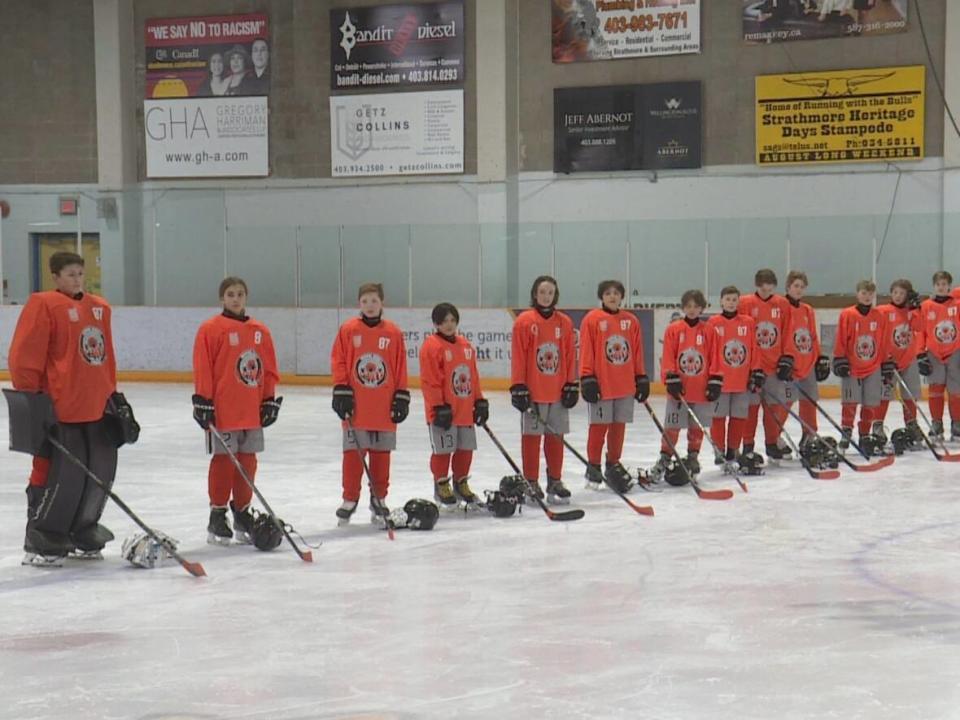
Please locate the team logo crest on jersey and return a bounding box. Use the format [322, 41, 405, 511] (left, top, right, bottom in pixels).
[78, 326, 106, 366]
[892, 323, 913, 349]
[793, 327, 814, 355]
[536, 342, 561, 375]
[451, 363, 472, 398]
[723, 340, 747, 368]
[678, 347, 704, 376]
[355, 352, 387, 387]
[934, 320, 958, 345]
[756, 321, 779, 349]
[855, 335, 876, 361]
[235, 349, 263, 387]
[604, 335, 630, 365]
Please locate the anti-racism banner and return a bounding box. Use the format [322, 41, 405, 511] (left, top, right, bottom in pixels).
[743, 0, 907, 44]
[755, 65, 924, 166]
[555, 82, 701, 173]
[552, 0, 700, 63]
[330, 2, 464, 90]
[144, 97, 269, 178]
[330, 89, 463, 177]
[145, 14, 270, 98]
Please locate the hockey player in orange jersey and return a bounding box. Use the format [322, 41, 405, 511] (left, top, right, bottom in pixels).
[510, 276, 579, 504]
[920, 271, 960, 441]
[578, 280, 648, 493]
[331, 283, 410, 526]
[419, 302, 488, 511]
[192, 277, 281, 545]
[8, 251, 138, 566]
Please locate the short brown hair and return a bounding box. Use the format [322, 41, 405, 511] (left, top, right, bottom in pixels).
[219, 276, 248, 298]
[597, 279, 625, 300]
[786, 271, 808, 288]
[49, 251, 84, 275]
[719, 285, 740, 298]
[933, 271, 953, 286]
[529, 275, 559, 307]
[358, 282, 384, 301]
[890, 278, 914, 294]
[856, 279, 876, 293]
[754, 268, 777, 287]
[681, 289, 707, 309]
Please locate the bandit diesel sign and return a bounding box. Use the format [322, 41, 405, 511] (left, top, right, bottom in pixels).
[755, 65, 925, 166]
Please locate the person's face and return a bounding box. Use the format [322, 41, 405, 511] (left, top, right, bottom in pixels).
[720, 293, 739, 313]
[251, 40, 269, 71]
[535, 281, 557, 307]
[53, 264, 84, 296]
[436, 313, 458, 337]
[756, 282, 776, 299]
[934, 279, 951, 296]
[229, 52, 245, 74]
[221, 284, 247, 315]
[890, 286, 908, 306]
[787, 279, 807, 301]
[601, 287, 622, 312]
[683, 301, 704, 320]
[359, 292, 383, 318]
[856, 288, 875, 306]
[209, 53, 223, 77]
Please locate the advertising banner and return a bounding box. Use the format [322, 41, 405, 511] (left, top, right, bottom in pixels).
[552, 0, 700, 63]
[554, 82, 701, 173]
[330, 2, 464, 90]
[743, 0, 907, 44]
[144, 97, 269, 178]
[330, 90, 464, 177]
[755, 65, 924, 166]
[145, 14, 270, 98]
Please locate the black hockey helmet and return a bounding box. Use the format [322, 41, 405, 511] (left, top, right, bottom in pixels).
[403, 498, 439, 530]
[484, 490, 519, 518]
[251, 511, 283, 551]
[664, 458, 689, 486]
[499, 475, 527, 500]
[890, 428, 911, 456]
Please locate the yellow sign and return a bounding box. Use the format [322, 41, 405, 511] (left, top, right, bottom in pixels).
[755, 65, 925, 166]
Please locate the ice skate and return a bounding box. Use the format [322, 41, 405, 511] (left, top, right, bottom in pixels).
[871, 421, 889, 449]
[950, 420, 960, 442]
[906, 420, 925, 450]
[584, 463, 603, 490]
[207, 507, 232, 545]
[838, 428, 853, 452]
[335, 499, 358, 527]
[647, 454, 670, 483]
[684, 452, 701, 478]
[453, 476, 483, 511]
[231, 502, 255, 544]
[434, 478, 460, 512]
[545, 477, 571, 505]
[369, 496, 391, 528]
[604, 462, 634, 494]
[71, 523, 114, 556]
[22, 552, 66, 568]
[721, 449, 739, 476]
[525, 479, 545, 502]
[929, 420, 944, 442]
[22, 488, 72, 568]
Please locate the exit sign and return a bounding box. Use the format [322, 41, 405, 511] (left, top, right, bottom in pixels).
[59, 197, 78, 216]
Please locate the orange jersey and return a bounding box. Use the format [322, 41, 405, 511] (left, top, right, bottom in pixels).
[876, 303, 922, 370]
[578, 308, 646, 400]
[8, 291, 117, 423]
[419, 333, 483, 426]
[783, 300, 821, 380]
[706, 313, 755, 393]
[511, 309, 576, 404]
[920, 297, 959, 361]
[833, 306, 889, 379]
[661, 318, 719, 403]
[193, 313, 279, 432]
[738, 293, 791, 374]
[331, 316, 408, 432]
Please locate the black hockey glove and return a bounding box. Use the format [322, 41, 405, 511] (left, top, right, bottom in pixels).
[881, 360, 896, 386]
[748, 369, 766, 393]
[832, 356, 851, 378]
[510, 384, 530, 413]
[473, 398, 489, 426]
[192, 394, 215, 430]
[776, 355, 795, 382]
[706, 375, 723, 403]
[107, 391, 140, 445]
[561, 382, 580, 409]
[580, 375, 600, 404]
[432, 403, 453, 431]
[260, 396, 283, 428]
[634, 374, 650, 403]
[917, 352, 932, 377]
[665, 372, 684, 400]
[391, 389, 411, 424]
[907, 290, 922, 310]
[815, 355, 831, 382]
[332, 384, 354, 420]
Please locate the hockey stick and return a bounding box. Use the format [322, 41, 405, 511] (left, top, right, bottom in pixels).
[525, 408, 655, 516]
[640, 400, 734, 501]
[794, 385, 895, 470]
[760, 389, 841, 480]
[677, 397, 748, 492]
[892, 368, 960, 461]
[342, 420, 396, 540]
[208, 426, 315, 560]
[45, 434, 206, 577]
[479, 422, 585, 522]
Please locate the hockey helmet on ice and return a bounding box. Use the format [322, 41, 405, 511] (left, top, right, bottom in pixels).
[663, 458, 690, 486]
[251, 511, 284, 551]
[121, 531, 177, 568]
[499, 475, 527, 500]
[402, 498, 440, 530]
[484, 490, 519, 518]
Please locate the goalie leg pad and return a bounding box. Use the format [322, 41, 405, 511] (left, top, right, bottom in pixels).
[70, 419, 118, 548]
[34, 424, 89, 537]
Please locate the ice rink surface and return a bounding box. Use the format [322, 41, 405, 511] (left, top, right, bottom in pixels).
[1, 383, 959, 720]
